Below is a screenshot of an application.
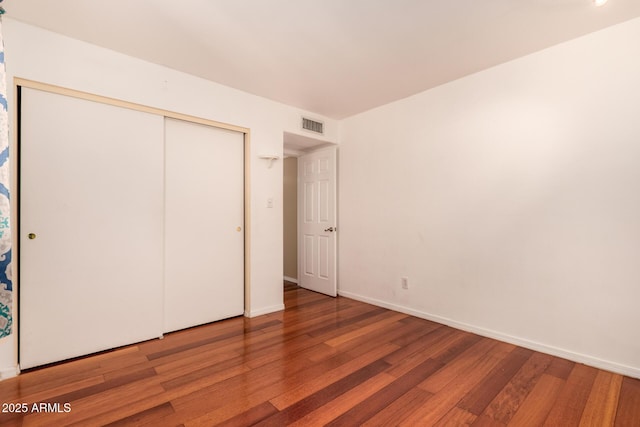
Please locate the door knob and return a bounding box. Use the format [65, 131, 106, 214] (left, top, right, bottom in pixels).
[28, 233, 37, 240]
[324, 227, 335, 232]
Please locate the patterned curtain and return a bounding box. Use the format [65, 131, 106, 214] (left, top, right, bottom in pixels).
[0, 7, 13, 339]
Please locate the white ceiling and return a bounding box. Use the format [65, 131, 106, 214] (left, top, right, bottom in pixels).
[6, 0, 640, 119]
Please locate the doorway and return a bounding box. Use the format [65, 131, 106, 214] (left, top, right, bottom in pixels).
[282, 132, 337, 297]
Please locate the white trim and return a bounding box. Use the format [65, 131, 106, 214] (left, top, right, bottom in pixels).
[284, 276, 298, 284]
[0, 365, 20, 380]
[244, 304, 285, 318]
[14, 78, 248, 133]
[338, 290, 640, 380]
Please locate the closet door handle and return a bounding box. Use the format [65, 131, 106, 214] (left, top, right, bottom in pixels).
[324, 227, 335, 232]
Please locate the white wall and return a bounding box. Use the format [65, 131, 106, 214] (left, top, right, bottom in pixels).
[339, 17, 640, 378]
[283, 157, 298, 281]
[0, 18, 338, 377]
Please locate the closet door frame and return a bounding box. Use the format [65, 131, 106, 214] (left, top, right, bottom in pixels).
[12, 78, 252, 364]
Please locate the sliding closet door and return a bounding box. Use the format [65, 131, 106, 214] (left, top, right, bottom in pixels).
[164, 118, 244, 333]
[20, 88, 164, 369]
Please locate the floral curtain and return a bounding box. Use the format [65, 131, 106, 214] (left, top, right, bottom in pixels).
[0, 7, 13, 338]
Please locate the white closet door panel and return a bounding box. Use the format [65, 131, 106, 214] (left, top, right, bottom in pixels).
[164, 118, 244, 333]
[20, 88, 164, 369]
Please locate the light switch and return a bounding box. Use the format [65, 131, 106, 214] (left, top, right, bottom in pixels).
[267, 198, 273, 208]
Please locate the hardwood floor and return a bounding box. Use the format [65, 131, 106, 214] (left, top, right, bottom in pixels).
[1, 283, 639, 426]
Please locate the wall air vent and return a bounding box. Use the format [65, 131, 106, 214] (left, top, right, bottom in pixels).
[302, 117, 324, 135]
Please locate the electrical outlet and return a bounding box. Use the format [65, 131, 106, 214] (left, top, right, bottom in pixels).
[401, 277, 409, 290]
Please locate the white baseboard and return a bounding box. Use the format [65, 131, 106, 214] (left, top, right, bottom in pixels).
[284, 276, 298, 284]
[0, 365, 20, 381]
[245, 303, 285, 318]
[338, 290, 640, 380]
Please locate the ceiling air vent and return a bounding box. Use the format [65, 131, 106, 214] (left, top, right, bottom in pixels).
[302, 117, 324, 135]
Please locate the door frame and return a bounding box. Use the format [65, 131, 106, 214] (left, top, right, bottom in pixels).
[12, 78, 253, 363]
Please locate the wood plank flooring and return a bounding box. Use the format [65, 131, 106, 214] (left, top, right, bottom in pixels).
[1, 283, 639, 426]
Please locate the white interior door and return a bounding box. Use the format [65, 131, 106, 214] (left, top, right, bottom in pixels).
[298, 146, 337, 296]
[164, 118, 244, 333]
[19, 88, 164, 369]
